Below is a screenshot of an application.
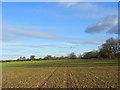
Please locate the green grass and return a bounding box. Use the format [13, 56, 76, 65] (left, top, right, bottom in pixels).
[2, 59, 119, 88]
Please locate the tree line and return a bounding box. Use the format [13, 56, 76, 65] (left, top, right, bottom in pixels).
[2, 37, 120, 62]
[82, 37, 119, 59]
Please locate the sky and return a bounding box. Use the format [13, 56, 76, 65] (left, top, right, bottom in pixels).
[1, 2, 118, 60]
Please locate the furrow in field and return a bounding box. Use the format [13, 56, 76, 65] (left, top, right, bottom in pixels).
[63, 66, 72, 88]
[42, 67, 64, 88]
[36, 64, 62, 88]
[67, 66, 72, 88]
[69, 68, 78, 88]
[62, 66, 67, 88]
[88, 71, 118, 88]
[69, 66, 118, 88]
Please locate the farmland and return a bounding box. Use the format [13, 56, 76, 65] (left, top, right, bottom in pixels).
[2, 59, 119, 88]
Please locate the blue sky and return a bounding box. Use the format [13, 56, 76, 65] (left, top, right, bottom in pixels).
[2, 2, 118, 60]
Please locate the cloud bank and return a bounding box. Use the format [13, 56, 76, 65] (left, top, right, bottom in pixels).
[85, 15, 118, 34]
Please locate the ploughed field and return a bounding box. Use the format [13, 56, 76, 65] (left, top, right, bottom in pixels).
[2, 59, 119, 88]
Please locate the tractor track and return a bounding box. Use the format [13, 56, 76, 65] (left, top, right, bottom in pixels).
[36, 64, 62, 88]
[69, 69, 78, 88]
[63, 65, 72, 88]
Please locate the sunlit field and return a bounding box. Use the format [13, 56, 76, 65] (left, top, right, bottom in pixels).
[2, 59, 119, 88]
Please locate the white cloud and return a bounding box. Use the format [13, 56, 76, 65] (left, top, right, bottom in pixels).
[2, 24, 62, 41]
[60, 2, 118, 20]
[64, 43, 75, 46]
[2, 24, 87, 42]
[106, 25, 118, 34]
[85, 15, 118, 34]
[60, 2, 99, 10]
[62, 2, 78, 8]
[66, 36, 108, 45]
